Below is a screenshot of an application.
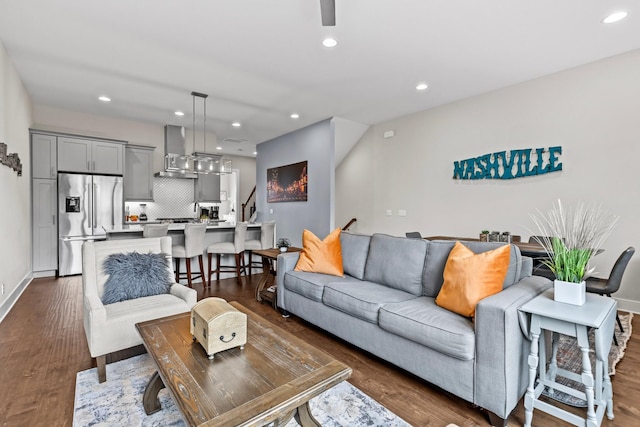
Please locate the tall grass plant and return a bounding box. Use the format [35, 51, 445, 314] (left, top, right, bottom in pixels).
[530, 200, 619, 283]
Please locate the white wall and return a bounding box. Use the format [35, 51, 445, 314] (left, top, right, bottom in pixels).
[337, 48, 640, 312]
[0, 40, 33, 314]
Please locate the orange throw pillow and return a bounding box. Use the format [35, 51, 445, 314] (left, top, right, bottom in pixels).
[435, 242, 510, 317]
[294, 228, 344, 276]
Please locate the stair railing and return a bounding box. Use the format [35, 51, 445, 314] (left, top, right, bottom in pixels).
[342, 218, 357, 231]
[241, 185, 257, 221]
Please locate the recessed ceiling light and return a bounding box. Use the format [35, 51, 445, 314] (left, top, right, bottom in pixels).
[602, 11, 628, 24]
[174, 111, 184, 116]
[232, 122, 241, 127]
[322, 38, 338, 48]
[216, 146, 222, 150]
[253, 151, 257, 155]
[416, 83, 429, 91]
[290, 113, 300, 119]
[98, 96, 111, 102]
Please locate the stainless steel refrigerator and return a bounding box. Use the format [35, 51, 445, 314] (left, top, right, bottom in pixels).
[58, 173, 123, 276]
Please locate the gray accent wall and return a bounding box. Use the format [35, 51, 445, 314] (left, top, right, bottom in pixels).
[256, 119, 335, 247]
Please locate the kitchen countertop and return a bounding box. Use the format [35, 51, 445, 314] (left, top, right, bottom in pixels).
[105, 222, 262, 234]
[122, 219, 227, 225]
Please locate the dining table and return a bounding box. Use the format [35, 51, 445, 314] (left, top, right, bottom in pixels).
[424, 235, 551, 259]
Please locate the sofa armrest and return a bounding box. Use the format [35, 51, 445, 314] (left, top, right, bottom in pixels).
[520, 256, 533, 280]
[276, 252, 301, 310]
[170, 283, 198, 309]
[83, 293, 107, 357]
[474, 275, 552, 418]
[84, 293, 107, 323]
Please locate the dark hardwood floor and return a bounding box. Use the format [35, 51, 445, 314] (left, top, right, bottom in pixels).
[0, 275, 638, 427]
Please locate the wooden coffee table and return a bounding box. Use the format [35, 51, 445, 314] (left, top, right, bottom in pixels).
[136, 302, 351, 426]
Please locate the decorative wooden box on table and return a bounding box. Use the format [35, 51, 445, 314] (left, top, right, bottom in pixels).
[190, 297, 247, 359]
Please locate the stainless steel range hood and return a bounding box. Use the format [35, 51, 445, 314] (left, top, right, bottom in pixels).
[155, 125, 198, 179]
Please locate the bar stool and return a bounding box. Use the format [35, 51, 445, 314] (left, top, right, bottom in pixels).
[245, 220, 276, 276]
[142, 223, 169, 238]
[207, 222, 248, 286]
[172, 223, 207, 288]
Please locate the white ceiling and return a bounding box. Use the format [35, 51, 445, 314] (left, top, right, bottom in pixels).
[1, 1, 639, 158]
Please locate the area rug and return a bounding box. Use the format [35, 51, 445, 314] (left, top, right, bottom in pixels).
[73, 353, 411, 427]
[540, 311, 633, 407]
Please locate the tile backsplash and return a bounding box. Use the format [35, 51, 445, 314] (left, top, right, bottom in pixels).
[126, 177, 198, 220]
[125, 176, 238, 222]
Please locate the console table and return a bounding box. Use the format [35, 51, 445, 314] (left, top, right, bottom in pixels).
[252, 247, 302, 308]
[519, 290, 617, 427]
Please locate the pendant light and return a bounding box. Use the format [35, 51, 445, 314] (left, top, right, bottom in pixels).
[191, 91, 232, 175]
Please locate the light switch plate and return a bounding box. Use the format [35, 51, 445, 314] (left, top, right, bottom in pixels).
[386, 209, 392, 216]
[398, 210, 407, 217]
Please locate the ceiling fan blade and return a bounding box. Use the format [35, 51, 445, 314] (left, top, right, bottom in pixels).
[320, 0, 336, 26]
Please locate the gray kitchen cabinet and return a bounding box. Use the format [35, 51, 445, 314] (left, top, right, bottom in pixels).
[31, 133, 57, 179]
[195, 173, 221, 202]
[32, 178, 58, 272]
[58, 136, 124, 175]
[124, 144, 155, 201]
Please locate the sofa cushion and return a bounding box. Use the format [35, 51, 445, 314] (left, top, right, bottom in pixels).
[435, 242, 510, 317]
[340, 232, 371, 280]
[295, 228, 344, 276]
[422, 241, 522, 297]
[379, 297, 476, 360]
[101, 251, 174, 305]
[284, 271, 361, 302]
[363, 234, 427, 295]
[323, 281, 417, 323]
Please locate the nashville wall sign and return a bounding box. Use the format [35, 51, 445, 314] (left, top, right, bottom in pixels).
[452, 146, 562, 180]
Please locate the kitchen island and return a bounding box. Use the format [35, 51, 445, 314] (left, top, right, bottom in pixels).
[104, 222, 264, 283]
[105, 221, 261, 237]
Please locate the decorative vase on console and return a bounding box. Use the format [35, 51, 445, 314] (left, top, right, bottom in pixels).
[277, 238, 291, 253]
[530, 199, 619, 306]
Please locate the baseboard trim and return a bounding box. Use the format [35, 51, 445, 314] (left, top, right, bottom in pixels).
[614, 297, 640, 314]
[32, 270, 56, 278]
[0, 274, 32, 323]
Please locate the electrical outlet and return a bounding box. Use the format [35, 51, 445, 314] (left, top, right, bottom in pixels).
[398, 210, 407, 217]
[386, 209, 392, 216]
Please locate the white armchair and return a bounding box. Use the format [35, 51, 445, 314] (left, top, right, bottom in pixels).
[82, 236, 197, 382]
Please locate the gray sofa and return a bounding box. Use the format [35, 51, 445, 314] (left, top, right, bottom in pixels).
[277, 232, 552, 426]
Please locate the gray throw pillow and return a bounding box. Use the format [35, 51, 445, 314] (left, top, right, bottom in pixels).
[102, 252, 174, 305]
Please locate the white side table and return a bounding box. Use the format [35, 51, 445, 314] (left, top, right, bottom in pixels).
[519, 289, 617, 427]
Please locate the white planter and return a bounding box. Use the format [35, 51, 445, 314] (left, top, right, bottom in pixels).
[553, 279, 586, 306]
[279, 246, 288, 252]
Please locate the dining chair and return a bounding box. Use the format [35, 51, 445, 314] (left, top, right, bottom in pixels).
[142, 223, 169, 238]
[207, 222, 248, 286]
[586, 246, 635, 346]
[245, 220, 276, 275]
[528, 235, 556, 280]
[171, 223, 207, 288]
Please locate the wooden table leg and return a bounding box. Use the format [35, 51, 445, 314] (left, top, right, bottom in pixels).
[255, 257, 274, 301]
[294, 402, 321, 427]
[143, 371, 166, 415]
